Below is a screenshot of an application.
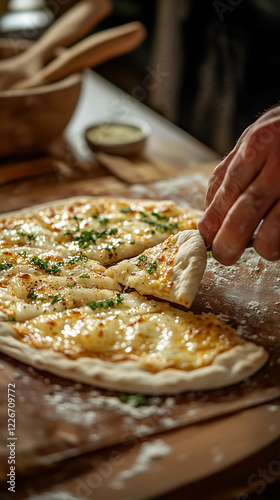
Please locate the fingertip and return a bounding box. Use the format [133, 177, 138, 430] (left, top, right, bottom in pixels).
[198, 220, 212, 249]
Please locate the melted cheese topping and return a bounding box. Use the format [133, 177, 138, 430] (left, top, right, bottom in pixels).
[0, 199, 197, 264]
[106, 237, 179, 293]
[0, 248, 119, 320]
[12, 292, 245, 371]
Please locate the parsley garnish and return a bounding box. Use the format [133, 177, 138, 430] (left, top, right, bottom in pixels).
[120, 207, 132, 214]
[18, 231, 36, 240]
[0, 262, 13, 271]
[136, 255, 148, 264]
[27, 289, 37, 300]
[91, 215, 109, 225]
[120, 394, 149, 406]
[86, 292, 123, 311]
[139, 211, 178, 234]
[151, 211, 169, 221]
[7, 316, 16, 322]
[31, 256, 63, 275]
[136, 254, 157, 274]
[79, 273, 90, 279]
[104, 244, 117, 259]
[66, 252, 88, 265]
[51, 295, 65, 305]
[67, 228, 118, 248]
[146, 261, 158, 274]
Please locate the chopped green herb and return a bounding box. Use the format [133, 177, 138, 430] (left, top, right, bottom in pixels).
[18, 231, 36, 240]
[120, 394, 149, 406]
[51, 295, 65, 305]
[151, 211, 169, 221]
[146, 261, 158, 274]
[79, 273, 90, 279]
[99, 218, 109, 225]
[136, 254, 148, 265]
[7, 316, 16, 322]
[68, 228, 118, 248]
[104, 244, 117, 259]
[116, 292, 124, 305]
[120, 207, 132, 213]
[27, 289, 37, 300]
[140, 212, 178, 234]
[18, 250, 27, 257]
[73, 215, 83, 222]
[0, 262, 13, 271]
[130, 239, 135, 245]
[37, 297, 47, 301]
[136, 254, 157, 274]
[31, 256, 63, 275]
[68, 282, 76, 289]
[207, 251, 212, 258]
[86, 293, 123, 311]
[66, 252, 88, 265]
[92, 215, 109, 225]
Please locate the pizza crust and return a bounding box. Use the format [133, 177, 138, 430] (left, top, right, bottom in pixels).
[0, 322, 268, 395]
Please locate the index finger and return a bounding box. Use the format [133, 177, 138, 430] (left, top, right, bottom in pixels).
[199, 145, 264, 248]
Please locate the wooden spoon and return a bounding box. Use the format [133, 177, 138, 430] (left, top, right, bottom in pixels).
[10, 22, 147, 91]
[0, 0, 112, 91]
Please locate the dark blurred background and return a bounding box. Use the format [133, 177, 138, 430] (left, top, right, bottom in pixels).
[1, 0, 280, 156]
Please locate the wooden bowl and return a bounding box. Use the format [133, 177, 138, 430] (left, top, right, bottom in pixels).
[0, 39, 82, 158]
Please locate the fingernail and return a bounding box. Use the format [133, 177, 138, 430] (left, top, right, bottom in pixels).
[198, 221, 210, 247]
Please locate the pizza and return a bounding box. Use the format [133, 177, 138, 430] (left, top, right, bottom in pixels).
[0, 197, 268, 395]
[105, 230, 207, 308]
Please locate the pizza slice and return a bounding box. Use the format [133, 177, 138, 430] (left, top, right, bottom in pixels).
[105, 229, 207, 308]
[0, 247, 120, 321]
[26, 197, 203, 264]
[0, 291, 268, 394]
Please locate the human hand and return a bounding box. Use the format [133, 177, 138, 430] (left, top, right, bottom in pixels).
[198, 106, 280, 265]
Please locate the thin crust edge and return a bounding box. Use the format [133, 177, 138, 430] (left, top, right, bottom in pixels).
[0, 322, 269, 395]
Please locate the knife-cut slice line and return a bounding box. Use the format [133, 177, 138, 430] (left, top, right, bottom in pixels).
[106, 229, 207, 308]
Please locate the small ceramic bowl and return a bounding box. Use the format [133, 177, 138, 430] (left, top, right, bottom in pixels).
[85, 116, 151, 157]
[0, 38, 82, 158]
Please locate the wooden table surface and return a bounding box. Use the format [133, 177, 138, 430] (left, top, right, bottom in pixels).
[0, 71, 279, 500]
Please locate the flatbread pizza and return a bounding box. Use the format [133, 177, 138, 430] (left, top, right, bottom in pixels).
[0, 197, 268, 394]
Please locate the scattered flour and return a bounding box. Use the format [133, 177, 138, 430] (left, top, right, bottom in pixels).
[110, 439, 171, 490]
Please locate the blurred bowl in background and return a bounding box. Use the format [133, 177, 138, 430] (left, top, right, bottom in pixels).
[0, 38, 82, 158]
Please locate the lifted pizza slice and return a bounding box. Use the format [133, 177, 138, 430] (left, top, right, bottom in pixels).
[106, 230, 207, 308]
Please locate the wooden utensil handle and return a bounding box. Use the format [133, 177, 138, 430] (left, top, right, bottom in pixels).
[13, 22, 147, 90]
[28, 0, 113, 61]
[0, 0, 112, 70]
